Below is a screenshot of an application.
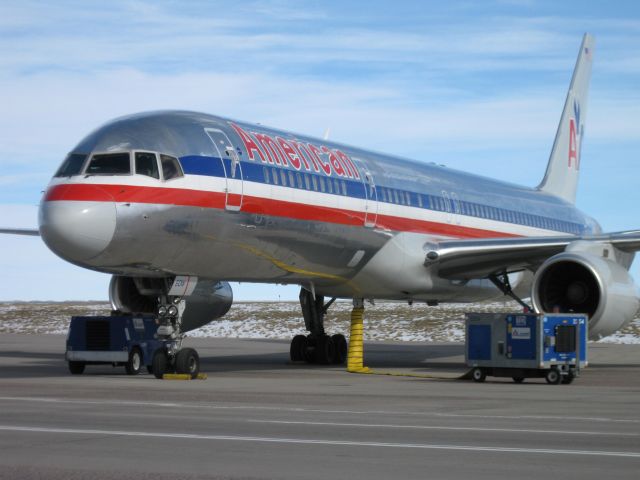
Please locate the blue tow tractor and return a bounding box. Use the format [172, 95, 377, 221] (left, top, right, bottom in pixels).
[65, 315, 201, 378]
[465, 313, 588, 384]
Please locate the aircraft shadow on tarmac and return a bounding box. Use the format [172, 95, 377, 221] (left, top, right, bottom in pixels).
[0, 340, 468, 378]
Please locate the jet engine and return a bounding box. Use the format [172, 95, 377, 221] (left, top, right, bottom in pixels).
[109, 276, 233, 332]
[531, 251, 639, 339]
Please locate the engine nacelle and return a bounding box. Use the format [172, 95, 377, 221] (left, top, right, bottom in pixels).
[109, 276, 233, 332]
[532, 251, 639, 339]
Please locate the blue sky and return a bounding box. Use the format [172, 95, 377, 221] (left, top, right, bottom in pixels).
[0, 0, 639, 300]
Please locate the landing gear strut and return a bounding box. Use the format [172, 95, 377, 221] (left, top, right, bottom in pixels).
[489, 272, 532, 311]
[290, 288, 348, 365]
[151, 295, 200, 379]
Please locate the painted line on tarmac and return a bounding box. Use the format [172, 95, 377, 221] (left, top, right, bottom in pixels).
[0, 425, 639, 459]
[1, 396, 639, 425]
[248, 419, 640, 437]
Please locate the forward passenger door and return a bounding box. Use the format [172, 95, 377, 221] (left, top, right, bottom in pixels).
[206, 128, 244, 211]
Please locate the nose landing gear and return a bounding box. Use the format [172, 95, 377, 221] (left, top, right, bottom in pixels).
[151, 296, 201, 379]
[290, 288, 348, 365]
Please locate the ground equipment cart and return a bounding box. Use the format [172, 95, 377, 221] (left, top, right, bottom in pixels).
[465, 313, 587, 384]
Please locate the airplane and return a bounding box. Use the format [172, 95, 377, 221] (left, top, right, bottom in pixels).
[3, 33, 639, 378]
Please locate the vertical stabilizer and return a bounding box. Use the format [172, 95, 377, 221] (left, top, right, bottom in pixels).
[538, 33, 594, 204]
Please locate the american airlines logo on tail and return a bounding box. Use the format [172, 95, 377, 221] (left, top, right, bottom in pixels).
[568, 100, 583, 170]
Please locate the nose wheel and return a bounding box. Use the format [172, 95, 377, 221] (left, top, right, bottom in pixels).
[151, 347, 201, 379]
[151, 295, 201, 379]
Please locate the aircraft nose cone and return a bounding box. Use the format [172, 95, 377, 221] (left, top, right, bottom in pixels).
[39, 187, 117, 262]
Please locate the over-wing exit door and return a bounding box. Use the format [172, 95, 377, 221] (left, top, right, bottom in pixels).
[205, 128, 243, 211]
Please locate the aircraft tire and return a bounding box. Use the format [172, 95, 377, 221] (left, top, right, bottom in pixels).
[125, 347, 142, 375]
[176, 348, 200, 379]
[331, 334, 347, 364]
[68, 361, 85, 375]
[152, 349, 168, 379]
[290, 335, 307, 362]
[315, 335, 335, 365]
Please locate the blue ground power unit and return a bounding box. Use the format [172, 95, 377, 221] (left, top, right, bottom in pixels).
[65, 315, 164, 375]
[465, 313, 587, 384]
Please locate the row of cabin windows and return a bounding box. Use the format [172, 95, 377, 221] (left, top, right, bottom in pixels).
[55, 151, 184, 181]
[260, 165, 579, 234]
[261, 164, 579, 233]
[262, 166, 349, 196]
[377, 186, 580, 234]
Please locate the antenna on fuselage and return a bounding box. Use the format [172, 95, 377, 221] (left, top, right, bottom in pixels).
[323, 127, 331, 141]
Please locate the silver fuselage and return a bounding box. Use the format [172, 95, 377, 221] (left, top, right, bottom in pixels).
[39, 111, 599, 302]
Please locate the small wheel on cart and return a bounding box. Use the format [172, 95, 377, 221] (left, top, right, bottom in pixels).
[152, 349, 169, 379]
[512, 376, 525, 384]
[471, 367, 486, 383]
[68, 361, 85, 375]
[545, 368, 561, 385]
[175, 347, 200, 379]
[561, 371, 576, 385]
[125, 347, 142, 375]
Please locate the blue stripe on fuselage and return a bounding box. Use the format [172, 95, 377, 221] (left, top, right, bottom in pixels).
[178, 154, 587, 235]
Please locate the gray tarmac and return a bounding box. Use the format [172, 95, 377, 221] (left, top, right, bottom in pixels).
[0, 333, 639, 479]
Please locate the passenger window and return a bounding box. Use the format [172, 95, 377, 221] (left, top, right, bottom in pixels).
[264, 167, 270, 183]
[406, 192, 411, 206]
[160, 154, 183, 181]
[280, 170, 287, 186]
[55, 153, 87, 177]
[297, 172, 303, 189]
[341, 181, 347, 195]
[271, 169, 278, 185]
[86, 152, 131, 175]
[288, 171, 295, 187]
[333, 179, 340, 194]
[319, 177, 326, 192]
[135, 152, 159, 179]
[304, 174, 311, 190]
[312, 176, 318, 191]
[326, 178, 333, 193]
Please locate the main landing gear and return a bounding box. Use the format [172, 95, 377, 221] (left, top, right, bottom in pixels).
[290, 288, 348, 365]
[150, 296, 200, 379]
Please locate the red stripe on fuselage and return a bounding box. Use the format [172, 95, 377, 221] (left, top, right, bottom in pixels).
[43, 183, 519, 239]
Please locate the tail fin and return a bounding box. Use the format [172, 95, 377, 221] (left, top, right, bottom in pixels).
[537, 33, 594, 204]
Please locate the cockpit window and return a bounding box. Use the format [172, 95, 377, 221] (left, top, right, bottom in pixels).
[54, 153, 87, 177]
[86, 153, 131, 175]
[135, 152, 160, 179]
[160, 154, 183, 181]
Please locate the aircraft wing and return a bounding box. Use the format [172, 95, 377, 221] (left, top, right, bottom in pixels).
[0, 228, 40, 236]
[424, 230, 640, 279]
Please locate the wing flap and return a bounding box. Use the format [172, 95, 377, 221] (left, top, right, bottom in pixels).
[425, 230, 640, 280]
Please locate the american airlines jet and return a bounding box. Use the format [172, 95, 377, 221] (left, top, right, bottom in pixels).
[3, 34, 639, 377]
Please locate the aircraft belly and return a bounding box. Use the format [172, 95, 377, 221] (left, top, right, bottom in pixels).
[87, 203, 388, 285]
